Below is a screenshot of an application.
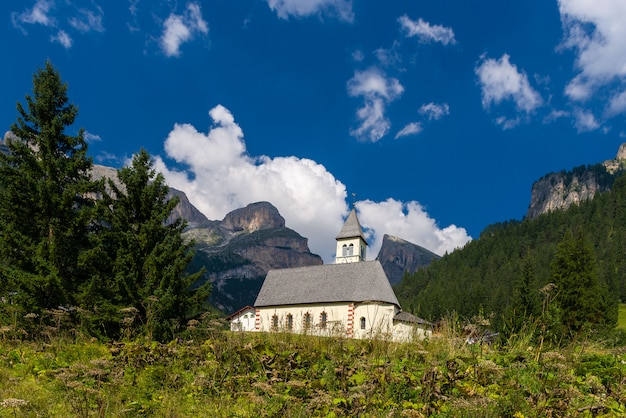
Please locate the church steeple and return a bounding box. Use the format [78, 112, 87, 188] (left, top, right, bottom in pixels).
[335, 208, 367, 263]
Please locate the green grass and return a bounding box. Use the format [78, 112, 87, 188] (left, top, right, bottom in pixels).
[1, 328, 625, 417]
[618, 303, 626, 330]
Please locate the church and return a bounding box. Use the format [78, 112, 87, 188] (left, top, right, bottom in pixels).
[243, 208, 433, 342]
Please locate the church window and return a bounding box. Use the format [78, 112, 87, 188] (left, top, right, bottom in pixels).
[347, 243, 354, 256]
[271, 315, 279, 331]
[342, 244, 348, 256]
[286, 314, 293, 330]
[320, 312, 327, 329]
[360, 317, 366, 330]
[303, 313, 312, 329]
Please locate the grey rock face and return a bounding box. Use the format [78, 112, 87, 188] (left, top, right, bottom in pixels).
[90, 164, 208, 226]
[187, 202, 322, 312]
[526, 143, 626, 219]
[525, 170, 605, 219]
[376, 234, 440, 285]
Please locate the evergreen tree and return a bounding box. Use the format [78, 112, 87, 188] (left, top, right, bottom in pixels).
[502, 250, 539, 336]
[550, 230, 615, 339]
[81, 149, 209, 341]
[0, 62, 99, 312]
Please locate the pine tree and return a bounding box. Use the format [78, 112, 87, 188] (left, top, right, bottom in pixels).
[0, 62, 99, 312]
[81, 149, 209, 341]
[550, 230, 614, 339]
[502, 250, 539, 336]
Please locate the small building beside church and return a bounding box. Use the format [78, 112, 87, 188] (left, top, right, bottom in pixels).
[225, 305, 257, 332]
[244, 208, 432, 342]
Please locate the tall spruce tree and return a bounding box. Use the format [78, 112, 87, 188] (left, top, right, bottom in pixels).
[0, 62, 98, 312]
[502, 250, 539, 336]
[550, 230, 615, 340]
[81, 149, 209, 341]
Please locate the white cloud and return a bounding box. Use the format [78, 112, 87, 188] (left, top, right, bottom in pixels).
[155, 105, 468, 262]
[12, 0, 55, 28]
[351, 49, 364, 62]
[419, 102, 450, 120]
[11, 1, 105, 47]
[84, 131, 102, 143]
[543, 109, 570, 124]
[398, 15, 456, 46]
[347, 67, 404, 142]
[495, 116, 521, 130]
[374, 41, 402, 68]
[558, 0, 626, 105]
[573, 108, 599, 132]
[476, 54, 543, 114]
[265, 0, 354, 22]
[395, 122, 422, 139]
[160, 3, 208, 57]
[356, 199, 471, 258]
[69, 7, 105, 33]
[607, 89, 626, 117]
[51, 29, 72, 49]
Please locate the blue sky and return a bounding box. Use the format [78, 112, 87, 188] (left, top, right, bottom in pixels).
[2, 0, 626, 262]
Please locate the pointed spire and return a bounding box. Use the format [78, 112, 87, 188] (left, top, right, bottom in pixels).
[336, 207, 367, 244]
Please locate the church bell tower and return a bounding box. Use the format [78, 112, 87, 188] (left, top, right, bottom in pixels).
[335, 208, 367, 263]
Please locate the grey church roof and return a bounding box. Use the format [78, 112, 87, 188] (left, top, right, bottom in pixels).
[335, 208, 367, 242]
[254, 260, 400, 308]
[393, 311, 433, 326]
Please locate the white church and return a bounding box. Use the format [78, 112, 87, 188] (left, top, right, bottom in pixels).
[228, 208, 433, 342]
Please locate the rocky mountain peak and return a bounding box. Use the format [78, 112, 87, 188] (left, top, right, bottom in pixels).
[527, 142, 626, 219]
[376, 234, 440, 285]
[222, 201, 285, 232]
[616, 143, 626, 161]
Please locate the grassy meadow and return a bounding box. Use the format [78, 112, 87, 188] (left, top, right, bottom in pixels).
[1, 317, 626, 418]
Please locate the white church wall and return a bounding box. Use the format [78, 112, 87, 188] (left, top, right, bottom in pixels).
[352, 303, 396, 340]
[255, 303, 349, 337]
[392, 321, 432, 342]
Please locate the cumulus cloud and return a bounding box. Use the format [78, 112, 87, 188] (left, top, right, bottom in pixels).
[265, 0, 354, 22]
[160, 3, 208, 57]
[419, 102, 450, 120]
[398, 15, 456, 46]
[356, 199, 471, 258]
[394, 122, 422, 139]
[347, 67, 404, 142]
[476, 54, 543, 115]
[155, 104, 468, 262]
[558, 0, 626, 105]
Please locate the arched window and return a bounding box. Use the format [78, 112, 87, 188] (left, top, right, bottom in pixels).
[342, 244, 348, 256]
[271, 315, 279, 330]
[347, 243, 354, 256]
[360, 317, 366, 330]
[320, 312, 327, 329]
[286, 314, 293, 330]
[303, 313, 312, 329]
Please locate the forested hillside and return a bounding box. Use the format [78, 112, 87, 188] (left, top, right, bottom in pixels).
[396, 173, 626, 338]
